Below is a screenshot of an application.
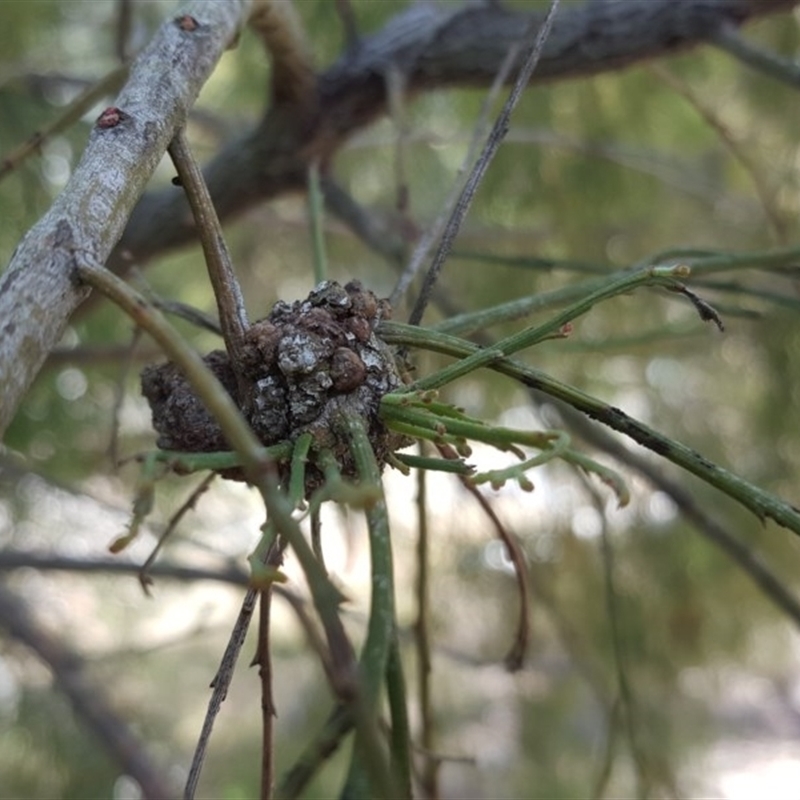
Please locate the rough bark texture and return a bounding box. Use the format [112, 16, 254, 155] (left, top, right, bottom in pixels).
[0, 0, 796, 437]
[0, 1, 251, 436]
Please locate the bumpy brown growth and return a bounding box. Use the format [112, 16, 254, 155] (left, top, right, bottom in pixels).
[141, 280, 409, 490]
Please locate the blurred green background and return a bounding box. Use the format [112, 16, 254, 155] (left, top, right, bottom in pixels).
[3, 1, 800, 798]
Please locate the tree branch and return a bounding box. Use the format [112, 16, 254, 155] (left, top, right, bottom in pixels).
[113, 0, 796, 268]
[0, 0, 251, 437]
[1, 0, 796, 438]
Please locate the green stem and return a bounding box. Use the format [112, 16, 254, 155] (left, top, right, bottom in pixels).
[406, 266, 690, 392]
[648, 244, 800, 275]
[436, 274, 607, 336]
[288, 433, 313, 508]
[414, 460, 438, 797]
[379, 321, 800, 536]
[77, 263, 265, 470]
[438, 246, 800, 337]
[340, 413, 403, 800]
[275, 707, 353, 799]
[382, 397, 563, 451]
[385, 635, 412, 800]
[143, 444, 292, 473]
[393, 452, 475, 475]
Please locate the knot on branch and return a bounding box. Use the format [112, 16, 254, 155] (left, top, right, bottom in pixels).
[141, 280, 410, 488]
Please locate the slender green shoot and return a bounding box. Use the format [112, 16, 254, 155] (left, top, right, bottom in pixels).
[340, 412, 405, 799]
[288, 432, 313, 508]
[406, 265, 694, 393]
[379, 320, 800, 536]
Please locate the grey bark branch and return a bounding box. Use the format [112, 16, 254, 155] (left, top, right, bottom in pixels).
[0, 0, 251, 437]
[113, 0, 797, 269]
[0, 0, 795, 438]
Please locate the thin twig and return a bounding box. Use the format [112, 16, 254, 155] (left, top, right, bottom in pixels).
[0, 548, 336, 676]
[0, 550, 250, 585]
[108, 326, 142, 469]
[591, 484, 651, 798]
[386, 64, 410, 215]
[0, 64, 129, 182]
[403, 0, 560, 324]
[414, 454, 439, 799]
[648, 62, 786, 244]
[437, 441, 531, 669]
[185, 583, 259, 798]
[185, 527, 280, 800]
[257, 543, 285, 800]
[138, 472, 216, 592]
[168, 128, 250, 362]
[145, 296, 223, 336]
[713, 21, 800, 89]
[388, 3, 541, 309]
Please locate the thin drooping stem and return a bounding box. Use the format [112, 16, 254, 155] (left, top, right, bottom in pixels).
[0, 65, 130, 183]
[389, 2, 529, 308]
[139, 472, 216, 591]
[437, 442, 531, 670]
[592, 486, 651, 797]
[404, 0, 560, 326]
[414, 455, 439, 798]
[341, 413, 406, 800]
